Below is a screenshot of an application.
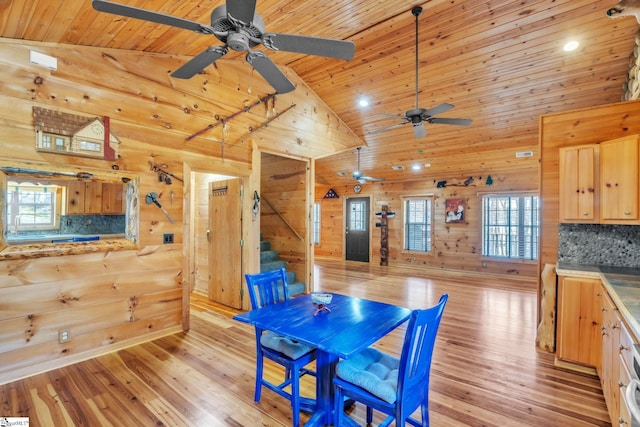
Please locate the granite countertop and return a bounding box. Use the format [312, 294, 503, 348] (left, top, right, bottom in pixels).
[556, 262, 640, 341]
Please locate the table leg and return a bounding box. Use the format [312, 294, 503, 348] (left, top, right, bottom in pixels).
[304, 350, 338, 426]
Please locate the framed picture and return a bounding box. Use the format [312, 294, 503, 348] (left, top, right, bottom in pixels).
[445, 199, 465, 223]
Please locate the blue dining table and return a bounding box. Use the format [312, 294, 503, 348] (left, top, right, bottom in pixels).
[233, 293, 412, 426]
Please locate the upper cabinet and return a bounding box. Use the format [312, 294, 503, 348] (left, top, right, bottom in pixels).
[559, 144, 598, 223]
[66, 181, 124, 215]
[559, 134, 640, 225]
[600, 135, 639, 223]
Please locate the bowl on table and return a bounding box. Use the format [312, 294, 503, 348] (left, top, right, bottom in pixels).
[310, 293, 333, 315]
[311, 293, 333, 305]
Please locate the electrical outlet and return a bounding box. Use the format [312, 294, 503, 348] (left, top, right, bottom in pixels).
[58, 329, 70, 343]
[163, 233, 174, 244]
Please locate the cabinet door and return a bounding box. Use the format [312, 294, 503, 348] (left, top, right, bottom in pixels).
[559, 145, 597, 222]
[66, 181, 86, 214]
[101, 183, 124, 214]
[600, 135, 639, 222]
[600, 289, 620, 423]
[83, 182, 103, 214]
[557, 276, 602, 366]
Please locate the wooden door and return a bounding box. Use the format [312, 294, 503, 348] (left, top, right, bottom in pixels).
[600, 134, 639, 222]
[345, 197, 370, 262]
[559, 145, 597, 222]
[208, 178, 243, 308]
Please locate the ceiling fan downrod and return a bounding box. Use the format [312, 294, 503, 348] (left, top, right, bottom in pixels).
[412, 6, 422, 110]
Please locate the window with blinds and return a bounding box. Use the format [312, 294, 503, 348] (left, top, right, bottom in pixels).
[482, 195, 539, 259]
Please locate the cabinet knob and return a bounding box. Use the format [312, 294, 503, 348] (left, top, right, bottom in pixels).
[619, 416, 628, 424]
[625, 211, 631, 215]
[583, 211, 589, 216]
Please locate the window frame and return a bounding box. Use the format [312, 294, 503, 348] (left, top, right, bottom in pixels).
[0, 159, 140, 260]
[312, 202, 320, 245]
[401, 195, 433, 253]
[6, 182, 63, 231]
[481, 192, 539, 260]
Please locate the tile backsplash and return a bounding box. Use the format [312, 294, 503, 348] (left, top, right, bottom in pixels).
[558, 224, 640, 268]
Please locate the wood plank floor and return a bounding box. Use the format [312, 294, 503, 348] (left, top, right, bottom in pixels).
[0, 259, 611, 426]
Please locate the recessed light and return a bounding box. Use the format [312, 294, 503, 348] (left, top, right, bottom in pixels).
[358, 98, 369, 107]
[424, 163, 431, 168]
[411, 164, 421, 171]
[563, 40, 579, 52]
[337, 171, 347, 176]
[391, 165, 404, 171]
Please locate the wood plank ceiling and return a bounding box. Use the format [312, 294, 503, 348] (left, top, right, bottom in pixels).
[0, 0, 637, 184]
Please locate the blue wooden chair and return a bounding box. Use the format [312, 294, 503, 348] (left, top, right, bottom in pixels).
[332, 294, 448, 426]
[245, 268, 316, 427]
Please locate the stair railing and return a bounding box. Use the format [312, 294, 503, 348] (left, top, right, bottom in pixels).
[261, 196, 303, 241]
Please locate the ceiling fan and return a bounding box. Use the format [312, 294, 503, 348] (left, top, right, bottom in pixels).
[92, 0, 355, 94]
[352, 147, 385, 184]
[369, 6, 472, 138]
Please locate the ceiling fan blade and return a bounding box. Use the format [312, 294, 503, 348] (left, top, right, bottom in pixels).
[92, 0, 213, 34]
[422, 103, 455, 117]
[377, 113, 409, 120]
[246, 51, 295, 94]
[429, 117, 473, 126]
[226, 0, 257, 26]
[171, 46, 228, 79]
[413, 122, 427, 138]
[263, 33, 355, 60]
[361, 176, 385, 182]
[369, 121, 410, 135]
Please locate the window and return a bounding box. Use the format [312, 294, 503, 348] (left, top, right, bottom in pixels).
[349, 201, 367, 231]
[482, 194, 539, 260]
[6, 183, 60, 230]
[404, 198, 432, 252]
[312, 202, 320, 244]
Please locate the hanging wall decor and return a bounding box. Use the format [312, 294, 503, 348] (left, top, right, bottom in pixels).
[324, 188, 339, 199]
[445, 199, 465, 223]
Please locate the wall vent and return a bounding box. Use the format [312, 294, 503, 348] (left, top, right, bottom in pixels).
[515, 151, 533, 158]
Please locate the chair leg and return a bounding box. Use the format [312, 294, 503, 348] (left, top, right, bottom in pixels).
[291, 368, 300, 427]
[254, 352, 264, 403]
[366, 406, 373, 425]
[334, 384, 344, 426]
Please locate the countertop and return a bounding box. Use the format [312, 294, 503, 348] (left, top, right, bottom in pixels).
[557, 263, 640, 341]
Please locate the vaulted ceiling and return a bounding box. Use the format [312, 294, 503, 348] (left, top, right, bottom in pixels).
[1, 0, 637, 185]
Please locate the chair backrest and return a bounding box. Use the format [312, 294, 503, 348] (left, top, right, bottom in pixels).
[397, 294, 448, 404]
[245, 268, 290, 310]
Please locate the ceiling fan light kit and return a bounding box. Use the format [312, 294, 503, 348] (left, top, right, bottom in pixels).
[92, 0, 355, 94]
[370, 6, 472, 138]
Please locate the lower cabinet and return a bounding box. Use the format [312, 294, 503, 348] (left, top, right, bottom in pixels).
[600, 288, 620, 423]
[556, 276, 603, 367]
[557, 274, 637, 425]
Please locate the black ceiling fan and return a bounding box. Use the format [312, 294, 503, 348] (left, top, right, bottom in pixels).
[369, 6, 472, 138]
[92, 0, 355, 94]
[352, 147, 385, 184]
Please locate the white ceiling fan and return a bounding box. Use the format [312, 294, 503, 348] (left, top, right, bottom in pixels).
[352, 147, 385, 184]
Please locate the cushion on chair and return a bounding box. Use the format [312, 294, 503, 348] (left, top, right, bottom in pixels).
[336, 347, 400, 404]
[260, 331, 314, 360]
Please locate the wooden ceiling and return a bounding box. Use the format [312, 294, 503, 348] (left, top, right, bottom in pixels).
[1, 0, 638, 185]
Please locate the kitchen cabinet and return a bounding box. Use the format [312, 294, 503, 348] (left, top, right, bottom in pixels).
[599, 134, 639, 223]
[66, 182, 124, 214]
[556, 275, 603, 367]
[559, 144, 598, 223]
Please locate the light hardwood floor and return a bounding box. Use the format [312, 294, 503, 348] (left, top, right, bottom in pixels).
[0, 259, 611, 426]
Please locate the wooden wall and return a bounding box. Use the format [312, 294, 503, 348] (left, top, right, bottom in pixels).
[0, 38, 360, 384]
[315, 164, 539, 279]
